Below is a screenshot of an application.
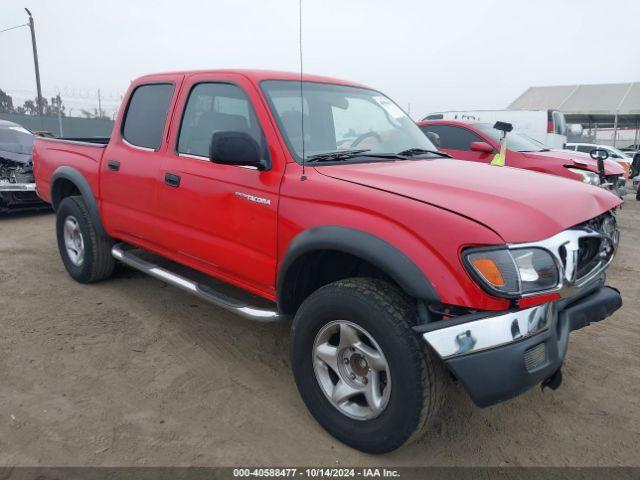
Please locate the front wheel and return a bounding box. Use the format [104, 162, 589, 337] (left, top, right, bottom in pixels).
[290, 278, 448, 453]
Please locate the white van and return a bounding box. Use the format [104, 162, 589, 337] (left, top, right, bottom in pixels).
[421, 109, 567, 149]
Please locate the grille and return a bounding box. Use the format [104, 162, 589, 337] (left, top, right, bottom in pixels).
[577, 237, 603, 278]
[605, 174, 622, 185]
[524, 343, 546, 371]
[562, 212, 618, 283]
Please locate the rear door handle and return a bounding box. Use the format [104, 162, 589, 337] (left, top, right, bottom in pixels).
[107, 160, 120, 171]
[164, 172, 181, 188]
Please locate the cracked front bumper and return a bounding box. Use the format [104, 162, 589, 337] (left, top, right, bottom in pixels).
[418, 285, 622, 407]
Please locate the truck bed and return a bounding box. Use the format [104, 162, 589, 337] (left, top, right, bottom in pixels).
[32, 136, 108, 205]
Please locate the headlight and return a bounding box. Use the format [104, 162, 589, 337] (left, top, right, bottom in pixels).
[567, 168, 600, 186]
[463, 247, 559, 298]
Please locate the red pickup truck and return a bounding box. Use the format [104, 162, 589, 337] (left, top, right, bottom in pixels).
[33, 69, 623, 453]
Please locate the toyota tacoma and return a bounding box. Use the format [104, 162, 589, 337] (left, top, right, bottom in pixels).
[33, 70, 622, 453]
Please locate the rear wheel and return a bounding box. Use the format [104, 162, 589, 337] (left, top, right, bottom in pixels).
[56, 195, 115, 283]
[290, 278, 447, 453]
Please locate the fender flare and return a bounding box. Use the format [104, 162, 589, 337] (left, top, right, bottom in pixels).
[50, 166, 107, 237]
[277, 226, 440, 306]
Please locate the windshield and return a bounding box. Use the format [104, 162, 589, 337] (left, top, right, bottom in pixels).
[474, 123, 547, 152]
[261, 80, 436, 163]
[605, 146, 631, 159]
[0, 125, 33, 155]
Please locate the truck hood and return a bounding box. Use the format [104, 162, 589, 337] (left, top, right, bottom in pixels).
[522, 150, 624, 175]
[316, 159, 622, 243]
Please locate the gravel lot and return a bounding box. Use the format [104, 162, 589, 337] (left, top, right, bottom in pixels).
[0, 198, 639, 467]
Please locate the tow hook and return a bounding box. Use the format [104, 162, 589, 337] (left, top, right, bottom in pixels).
[542, 368, 563, 391]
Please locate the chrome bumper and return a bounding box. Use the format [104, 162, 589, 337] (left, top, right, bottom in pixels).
[0, 182, 37, 192]
[422, 303, 552, 359]
[418, 285, 621, 407]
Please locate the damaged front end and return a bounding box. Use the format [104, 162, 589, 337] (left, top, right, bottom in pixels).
[0, 121, 49, 213]
[0, 158, 44, 212]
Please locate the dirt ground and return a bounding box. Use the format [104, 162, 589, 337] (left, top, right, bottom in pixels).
[0, 198, 639, 467]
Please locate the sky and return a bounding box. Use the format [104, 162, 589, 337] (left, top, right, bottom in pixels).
[1, 0, 639, 118]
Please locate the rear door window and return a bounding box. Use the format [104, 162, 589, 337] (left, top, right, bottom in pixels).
[419, 125, 484, 150]
[122, 83, 174, 150]
[177, 83, 263, 158]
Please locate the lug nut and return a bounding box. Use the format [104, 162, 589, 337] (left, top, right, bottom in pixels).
[362, 377, 368, 385]
[350, 373, 356, 380]
[343, 357, 350, 364]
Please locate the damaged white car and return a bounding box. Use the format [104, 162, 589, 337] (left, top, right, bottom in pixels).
[0, 120, 49, 214]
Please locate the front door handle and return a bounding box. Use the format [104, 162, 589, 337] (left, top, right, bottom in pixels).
[107, 160, 120, 171]
[164, 172, 181, 188]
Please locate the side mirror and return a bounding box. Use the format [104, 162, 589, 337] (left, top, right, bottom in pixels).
[209, 131, 267, 171]
[470, 141, 494, 153]
[590, 148, 609, 161]
[493, 121, 513, 133]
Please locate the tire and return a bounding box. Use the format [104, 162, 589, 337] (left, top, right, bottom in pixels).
[56, 195, 115, 283]
[290, 278, 448, 453]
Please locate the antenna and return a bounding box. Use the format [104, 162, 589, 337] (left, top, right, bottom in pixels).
[299, 0, 307, 181]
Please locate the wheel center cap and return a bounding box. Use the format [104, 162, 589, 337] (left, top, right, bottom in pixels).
[350, 353, 369, 377]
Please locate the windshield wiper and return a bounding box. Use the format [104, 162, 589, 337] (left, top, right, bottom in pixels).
[305, 147, 451, 164]
[305, 149, 371, 162]
[396, 148, 451, 158]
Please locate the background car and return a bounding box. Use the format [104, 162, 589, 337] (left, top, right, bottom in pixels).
[620, 143, 639, 155]
[420, 109, 567, 149]
[0, 120, 49, 214]
[418, 120, 626, 196]
[565, 143, 633, 178]
[618, 144, 640, 179]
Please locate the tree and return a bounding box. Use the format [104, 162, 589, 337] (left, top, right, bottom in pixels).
[0, 90, 66, 116]
[80, 107, 109, 120]
[20, 98, 41, 115]
[0, 89, 14, 113]
[44, 94, 65, 117]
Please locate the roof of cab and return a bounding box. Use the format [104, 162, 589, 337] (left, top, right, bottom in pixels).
[417, 119, 480, 126]
[133, 69, 368, 89]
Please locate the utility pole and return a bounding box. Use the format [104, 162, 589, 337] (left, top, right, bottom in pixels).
[57, 92, 64, 136]
[25, 8, 43, 116]
[98, 88, 102, 118]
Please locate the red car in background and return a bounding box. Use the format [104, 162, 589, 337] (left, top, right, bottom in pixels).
[418, 120, 627, 197]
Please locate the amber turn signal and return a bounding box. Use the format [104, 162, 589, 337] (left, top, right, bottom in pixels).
[470, 258, 505, 287]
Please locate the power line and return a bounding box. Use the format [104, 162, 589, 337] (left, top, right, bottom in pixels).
[0, 23, 28, 34]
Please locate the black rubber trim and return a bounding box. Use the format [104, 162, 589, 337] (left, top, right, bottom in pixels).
[277, 226, 440, 303]
[50, 166, 107, 237]
[413, 309, 503, 334]
[444, 286, 622, 407]
[563, 285, 622, 332]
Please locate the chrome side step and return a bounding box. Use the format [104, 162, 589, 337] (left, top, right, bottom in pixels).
[111, 243, 288, 322]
